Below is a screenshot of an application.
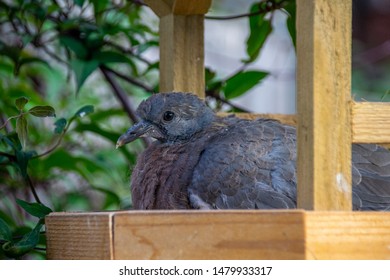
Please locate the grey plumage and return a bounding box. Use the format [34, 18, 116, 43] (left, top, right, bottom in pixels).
[116, 92, 390, 210]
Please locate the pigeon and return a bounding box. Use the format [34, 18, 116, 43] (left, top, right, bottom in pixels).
[116, 92, 390, 210]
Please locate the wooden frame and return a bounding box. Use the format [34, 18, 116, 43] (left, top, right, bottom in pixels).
[46, 210, 390, 259]
[46, 0, 390, 259]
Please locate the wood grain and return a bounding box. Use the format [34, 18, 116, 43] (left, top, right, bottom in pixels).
[296, 0, 352, 210]
[306, 212, 390, 259]
[45, 211, 390, 260]
[145, 0, 211, 98]
[46, 212, 113, 260]
[352, 102, 390, 143]
[144, 0, 211, 17]
[159, 14, 205, 97]
[113, 210, 305, 260]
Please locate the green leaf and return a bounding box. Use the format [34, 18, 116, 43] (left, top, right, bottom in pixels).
[15, 96, 29, 110]
[381, 89, 390, 101]
[74, 122, 135, 161]
[74, 105, 94, 118]
[74, 0, 85, 7]
[15, 57, 50, 74]
[2, 132, 22, 151]
[93, 187, 121, 209]
[205, 67, 216, 84]
[2, 222, 43, 258]
[0, 218, 12, 242]
[54, 118, 67, 134]
[205, 67, 223, 92]
[28, 105, 56, 117]
[244, 4, 273, 63]
[16, 115, 28, 149]
[91, 0, 109, 16]
[93, 51, 132, 65]
[59, 36, 88, 59]
[284, 0, 296, 48]
[136, 41, 159, 55]
[71, 59, 100, 92]
[15, 150, 36, 178]
[16, 199, 53, 219]
[224, 70, 269, 99]
[0, 40, 21, 65]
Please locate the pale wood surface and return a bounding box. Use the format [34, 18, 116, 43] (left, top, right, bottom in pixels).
[145, 0, 211, 98]
[306, 212, 390, 259]
[296, 0, 352, 210]
[45, 211, 390, 260]
[159, 14, 205, 97]
[144, 0, 211, 17]
[113, 210, 305, 260]
[352, 102, 390, 143]
[46, 212, 114, 260]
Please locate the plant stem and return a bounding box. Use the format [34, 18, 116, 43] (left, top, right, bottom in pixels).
[26, 174, 41, 204]
[102, 66, 154, 93]
[205, 0, 287, 20]
[100, 66, 152, 147]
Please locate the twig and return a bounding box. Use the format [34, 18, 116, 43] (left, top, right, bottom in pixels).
[205, 0, 287, 20]
[102, 66, 154, 93]
[0, 115, 20, 131]
[26, 174, 41, 204]
[100, 66, 152, 147]
[104, 40, 153, 66]
[33, 132, 64, 159]
[40, 44, 68, 65]
[130, 0, 147, 6]
[34, 246, 47, 252]
[0, 151, 16, 160]
[206, 90, 250, 113]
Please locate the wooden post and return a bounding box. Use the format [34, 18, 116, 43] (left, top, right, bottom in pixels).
[144, 0, 211, 98]
[296, 0, 352, 210]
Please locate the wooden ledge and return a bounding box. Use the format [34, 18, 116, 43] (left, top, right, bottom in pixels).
[46, 210, 390, 260]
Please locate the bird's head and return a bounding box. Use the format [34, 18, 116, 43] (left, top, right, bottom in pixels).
[116, 92, 215, 147]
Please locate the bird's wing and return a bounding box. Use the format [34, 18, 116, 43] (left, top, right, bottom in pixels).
[352, 144, 390, 210]
[188, 119, 297, 209]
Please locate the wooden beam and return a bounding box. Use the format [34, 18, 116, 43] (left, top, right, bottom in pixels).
[352, 102, 390, 143]
[46, 212, 114, 260]
[144, 0, 211, 98]
[296, 0, 352, 210]
[114, 210, 305, 259]
[306, 212, 390, 259]
[45, 211, 390, 260]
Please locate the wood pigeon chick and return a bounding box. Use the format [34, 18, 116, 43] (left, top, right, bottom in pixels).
[117, 92, 390, 210]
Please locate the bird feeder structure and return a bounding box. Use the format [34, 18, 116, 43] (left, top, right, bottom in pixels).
[46, 0, 390, 259]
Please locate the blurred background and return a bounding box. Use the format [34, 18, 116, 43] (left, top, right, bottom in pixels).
[0, 0, 389, 259]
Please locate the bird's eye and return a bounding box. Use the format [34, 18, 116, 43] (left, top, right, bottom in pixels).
[163, 111, 175, 122]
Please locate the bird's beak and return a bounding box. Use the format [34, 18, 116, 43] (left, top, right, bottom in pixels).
[116, 120, 154, 149]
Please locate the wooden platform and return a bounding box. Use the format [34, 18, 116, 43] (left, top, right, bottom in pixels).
[44, 1, 390, 261]
[45, 210, 390, 260]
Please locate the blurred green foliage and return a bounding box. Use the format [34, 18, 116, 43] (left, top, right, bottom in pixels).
[0, 0, 295, 259]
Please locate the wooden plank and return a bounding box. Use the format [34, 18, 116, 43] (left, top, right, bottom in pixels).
[145, 0, 211, 98]
[159, 14, 206, 97]
[45, 211, 390, 260]
[218, 113, 297, 126]
[306, 212, 390, 259]
[296, 0, 352, 210]
[113, 210, 306, 260]
[144, 0, 211, 17]
[46, 212, 113, 260]
[352, 102, 390, 143]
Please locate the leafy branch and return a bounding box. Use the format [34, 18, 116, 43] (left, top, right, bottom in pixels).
[205, 0, 289, 21]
